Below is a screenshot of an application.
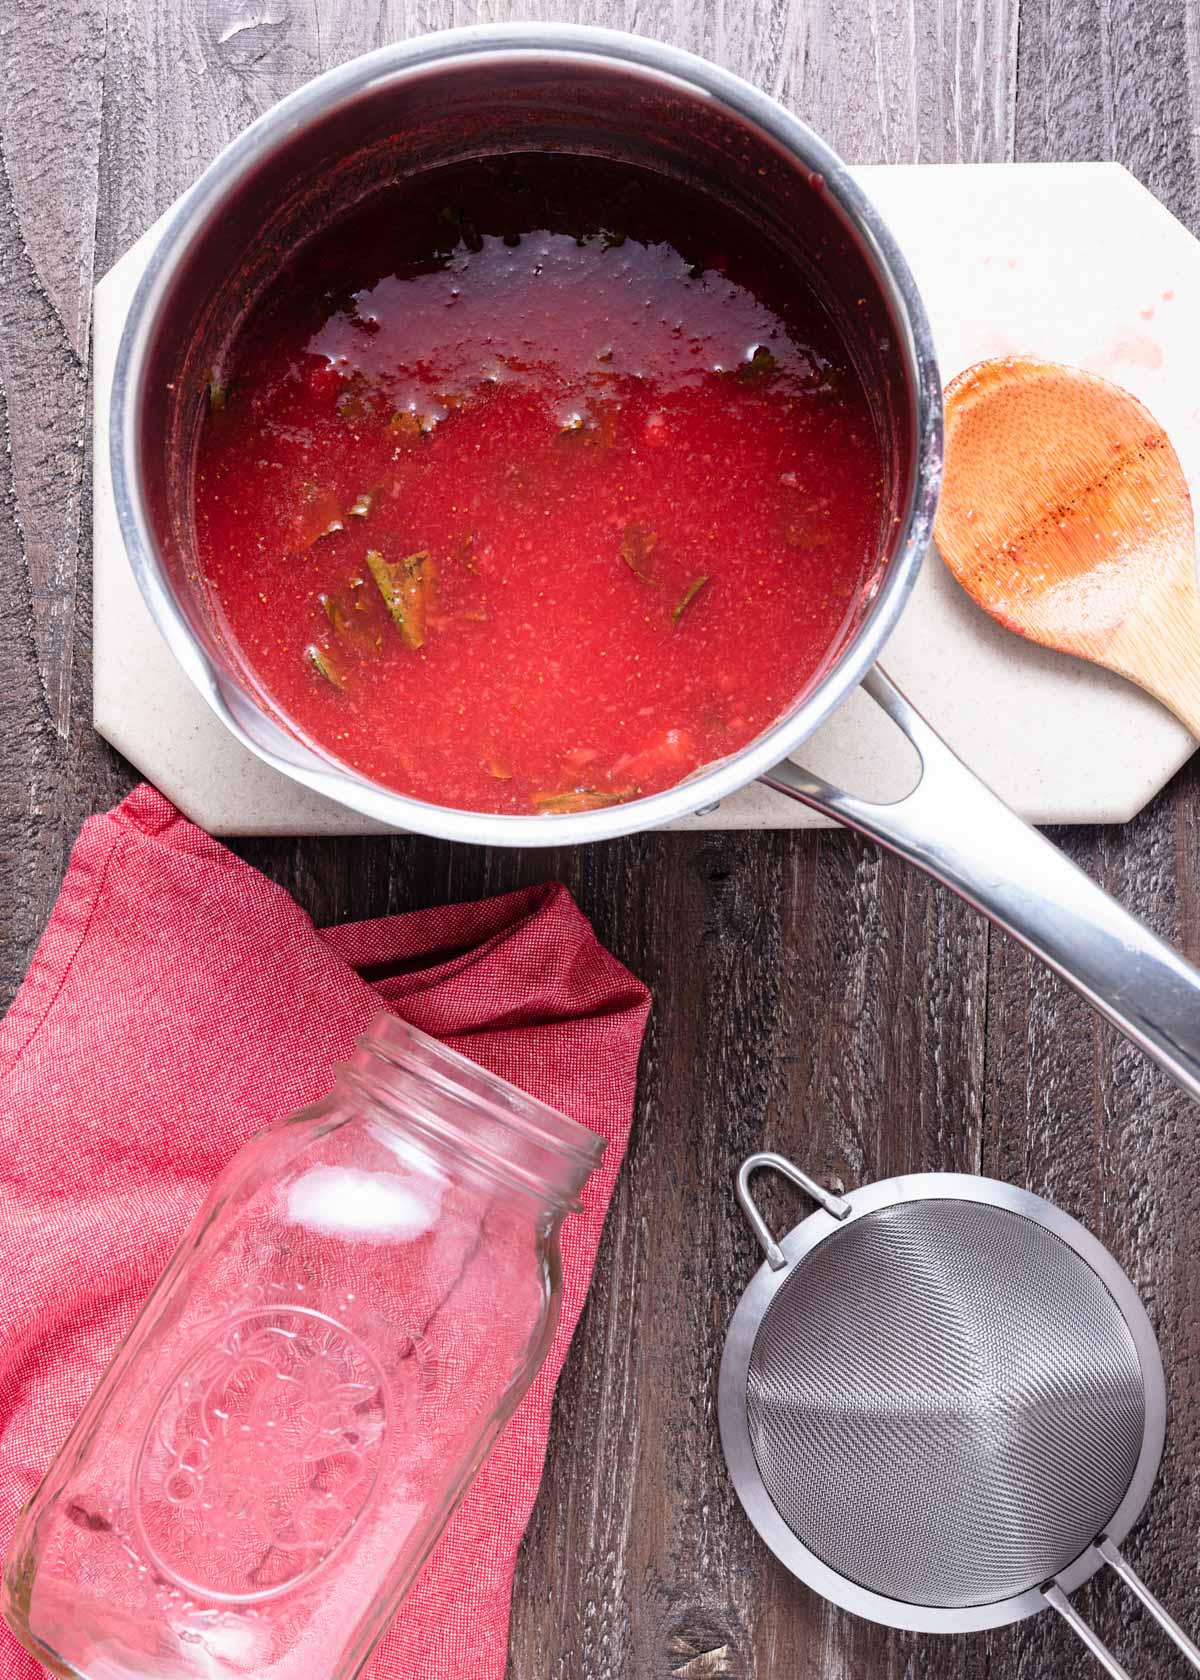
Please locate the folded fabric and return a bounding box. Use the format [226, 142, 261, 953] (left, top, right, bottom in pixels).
[0, 785, 650, 1679]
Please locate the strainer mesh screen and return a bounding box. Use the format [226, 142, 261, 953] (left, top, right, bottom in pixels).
[745, 1200, 1146, 1608]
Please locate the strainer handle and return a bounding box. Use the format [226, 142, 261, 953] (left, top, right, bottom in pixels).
[1043, 1584, 1131, 1679]
[1045, 1539, 1200, 1675]
[764, 666, 1200, 1105]
[1096, 1537, 1200, 1668]
[735, 1153, 850, 1270]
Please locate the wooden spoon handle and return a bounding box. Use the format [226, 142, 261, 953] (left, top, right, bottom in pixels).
[1106, 576, 1200, 739]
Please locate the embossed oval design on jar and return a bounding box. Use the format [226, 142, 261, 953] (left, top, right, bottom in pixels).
[133, 1307, 390, 1602]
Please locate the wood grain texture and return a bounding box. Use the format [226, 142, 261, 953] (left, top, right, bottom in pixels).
[0, 2, 1197, 1677]
[988, 8, 1200, 1676]
[0, 0, 110, 737]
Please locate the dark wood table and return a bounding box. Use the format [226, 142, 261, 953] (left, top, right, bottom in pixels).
[3, 2, 1199, 1675]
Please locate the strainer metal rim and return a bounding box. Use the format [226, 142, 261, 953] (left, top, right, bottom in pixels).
[717, 1171, 1166, 1634]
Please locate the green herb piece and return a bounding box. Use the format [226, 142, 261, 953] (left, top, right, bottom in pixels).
[532, 786, 637, 814]
[454, 532, 479, 574]
[554, 400, 616, 452]
[294, 482, 345, 547]
[785, 520, 832, 551]
[337, 388, 367, 424]
[320, 589, 380, 652]
[620, 522, 659, 583]
[672, 575, 710, 625]
[207, 371, 227, 412]
[388, 409, 433, 440]
[305, 639, 345, 689]
[347, 491, 374, 519]
[367, 547, 433, 650]
[783, 507, 833, 551]
[737, 345, 779, 384]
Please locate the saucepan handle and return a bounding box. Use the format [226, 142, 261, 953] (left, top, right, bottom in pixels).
[761, 665, 1200, 1105]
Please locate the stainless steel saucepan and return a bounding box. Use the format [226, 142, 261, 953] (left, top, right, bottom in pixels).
[112, 25, 1200, 1100]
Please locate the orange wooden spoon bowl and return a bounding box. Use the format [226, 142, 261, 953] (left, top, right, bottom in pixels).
[935, 356, 1200, 735]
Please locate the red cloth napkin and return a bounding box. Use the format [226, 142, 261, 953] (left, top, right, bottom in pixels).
[0, 786, 650, 1678]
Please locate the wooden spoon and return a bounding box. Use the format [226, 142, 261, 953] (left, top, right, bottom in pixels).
[934, 356, 1200, 735]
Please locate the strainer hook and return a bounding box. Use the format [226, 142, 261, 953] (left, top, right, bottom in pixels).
[735, 1153, 850, 1270]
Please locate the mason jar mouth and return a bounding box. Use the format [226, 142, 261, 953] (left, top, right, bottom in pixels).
[340, 1013, 606, 1212]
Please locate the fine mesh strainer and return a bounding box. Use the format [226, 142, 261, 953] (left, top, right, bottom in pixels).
[717, 1156, 1200, 1678]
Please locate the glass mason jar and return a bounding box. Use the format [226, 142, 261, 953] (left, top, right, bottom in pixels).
[3, 1015, 604, 1680]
